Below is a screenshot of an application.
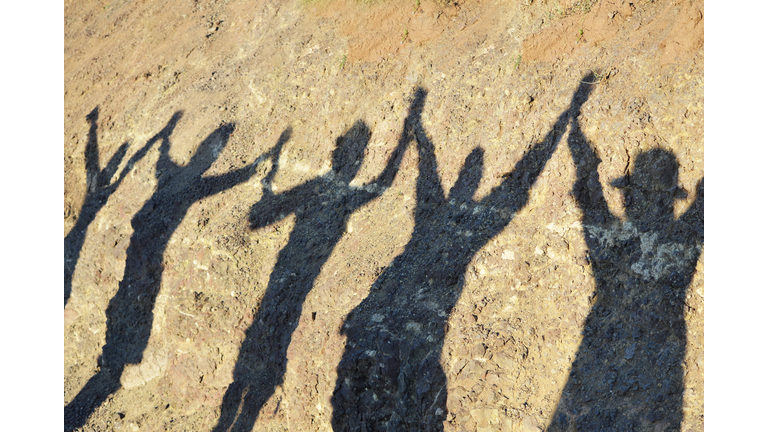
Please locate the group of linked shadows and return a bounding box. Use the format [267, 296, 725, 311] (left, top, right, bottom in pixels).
[65, 73, 703, 432]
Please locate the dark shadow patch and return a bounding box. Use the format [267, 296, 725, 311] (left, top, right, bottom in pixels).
[65, 113, 268, 431]
[330, 83, 584, 431]
[212, 114, 410, 431]
[65, 106, 153, 306]
[546, 73, 704, 432]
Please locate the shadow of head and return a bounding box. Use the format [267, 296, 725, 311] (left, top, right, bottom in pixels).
[187, 122, 236, 174]
[409, 87, 428, 116]
[332, 120, 371, 183]
[86, 106, 99, 123]
[613, 148, 687, 226]
[449, 147, 484, 201]
[571, 72, 597, 112]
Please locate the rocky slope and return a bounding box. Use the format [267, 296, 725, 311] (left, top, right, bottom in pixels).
[64, 0, 704, 430]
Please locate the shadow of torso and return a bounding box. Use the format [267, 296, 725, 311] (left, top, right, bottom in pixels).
[332, 93, 568, 430]
[333, 194, 519, 431]
[548, 123, 704, 431]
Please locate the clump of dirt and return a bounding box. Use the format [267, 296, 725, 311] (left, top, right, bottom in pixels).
[65, 0, 703, 431]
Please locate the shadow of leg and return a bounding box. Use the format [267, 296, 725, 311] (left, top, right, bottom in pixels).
[64, 368, 122, 432]
[213, 368, 283, 432]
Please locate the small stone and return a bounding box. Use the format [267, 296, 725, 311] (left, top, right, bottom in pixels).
[446, 392, 463, 412]
[470, 408, 499, 427]
[493, 352, 517, 371]
[64, 308, 80, 327]
[648, 410, 664, 423]
[472, 343, 486, 358]
[624, 343, 637, 359]
[503, 418, 514, 430]
[521, 415, 541, 432]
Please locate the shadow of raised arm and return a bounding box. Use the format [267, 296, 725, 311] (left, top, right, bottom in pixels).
[84, 107, 101, 194]
[679, 177, 704, 240]
[154, 112, 185, 178]
[565, 73, 613, 223]
[84, 106, 130, 195]
[249, 128, 307, 229]
[408, 89, 447, 208]
[366, 88, 427, 191]
[260, 127, 292, 196]
[97, 142, 129, 191]
[481, 83, 582, 212]
[106, 112, 184, 196]
[191, 125, 291, 202]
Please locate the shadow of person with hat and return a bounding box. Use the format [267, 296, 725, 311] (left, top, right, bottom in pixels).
[548, 73, 704, 431]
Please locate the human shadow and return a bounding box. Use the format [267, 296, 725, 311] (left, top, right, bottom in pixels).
[330, 83, 589, 431]
[65, 106, 152, 306]
[547, 73, 704, 431]
[65, 113, 273, 431]
[212, 113, 411, 432]
[214, 107, 413, 431]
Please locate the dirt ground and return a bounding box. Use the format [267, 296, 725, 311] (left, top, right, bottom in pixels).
[64, 0, 704, 431]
